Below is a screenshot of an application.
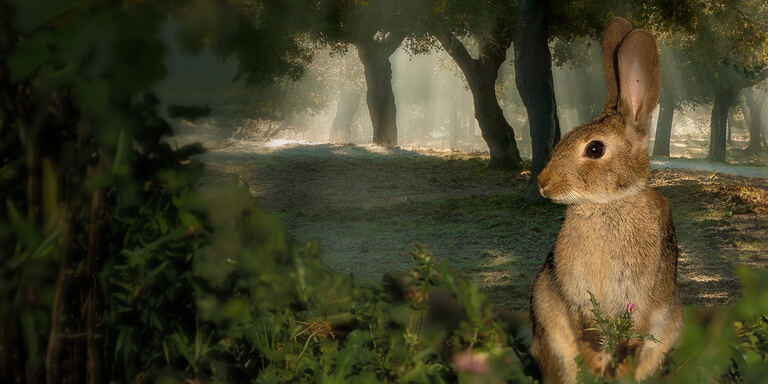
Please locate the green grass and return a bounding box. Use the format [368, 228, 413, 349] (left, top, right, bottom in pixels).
[201, 144, 768, 310]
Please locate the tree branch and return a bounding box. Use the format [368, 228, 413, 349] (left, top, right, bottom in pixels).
[433, 28, 478, 76]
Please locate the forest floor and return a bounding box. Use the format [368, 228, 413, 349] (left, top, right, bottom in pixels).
[200, 140, 768, 310]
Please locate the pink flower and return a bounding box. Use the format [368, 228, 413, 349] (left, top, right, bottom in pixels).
[453, 351, 490, 374]
[627, 302, 636, 314]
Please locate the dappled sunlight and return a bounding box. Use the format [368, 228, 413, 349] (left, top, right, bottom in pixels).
[651, 168, 768, 306]
[263, 138, 321, 148]
[689, 274, 725, 283]
[651, 157, 768, 178]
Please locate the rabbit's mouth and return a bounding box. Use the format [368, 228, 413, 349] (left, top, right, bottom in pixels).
[544, 181, 647, 205]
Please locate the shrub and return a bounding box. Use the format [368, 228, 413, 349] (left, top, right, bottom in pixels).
[167, 104, 212, 121]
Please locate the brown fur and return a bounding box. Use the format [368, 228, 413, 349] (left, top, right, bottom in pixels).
[530, 18, 682, 383]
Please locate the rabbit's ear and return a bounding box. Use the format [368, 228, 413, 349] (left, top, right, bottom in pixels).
[602, 17, 633, 112]
[617, 30, 661, 140]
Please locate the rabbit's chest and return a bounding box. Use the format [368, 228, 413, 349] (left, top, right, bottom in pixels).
[553, 204, 662, 318]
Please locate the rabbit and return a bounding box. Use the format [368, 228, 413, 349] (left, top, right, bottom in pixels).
[529, 17, 683, 383]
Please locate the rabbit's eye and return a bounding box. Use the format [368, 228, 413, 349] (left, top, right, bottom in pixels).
[585, 141, 605, 159]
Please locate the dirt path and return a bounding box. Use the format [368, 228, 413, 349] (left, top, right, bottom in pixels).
[202, 141, 768, 310]
[651, 158, 768, 178]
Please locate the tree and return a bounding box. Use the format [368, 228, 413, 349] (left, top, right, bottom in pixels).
[313, 1, 412, 146]
[650, 42, 710, 157]
[171, 0, 323, 137]
[423, 0, 523, 169]
[175, 0, 314, 89]
[514, 0, 561, 198]
[330, 89, 362, 142]
[639, 0, 768, 162]
[744, 88, 767, 153]
[550, 39, 607, 129]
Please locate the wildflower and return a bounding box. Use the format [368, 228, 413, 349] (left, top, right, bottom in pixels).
[627, 302, 636, 314]
[453, 351, 490, 374]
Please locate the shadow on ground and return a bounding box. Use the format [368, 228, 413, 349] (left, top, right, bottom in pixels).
[199, 142, 768, 310]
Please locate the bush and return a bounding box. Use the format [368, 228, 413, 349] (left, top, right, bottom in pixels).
[166, 104, 212, 121]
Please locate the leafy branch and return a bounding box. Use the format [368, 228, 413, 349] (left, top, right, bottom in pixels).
[585, 291, 661, 369]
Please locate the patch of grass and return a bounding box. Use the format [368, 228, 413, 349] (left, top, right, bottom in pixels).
[654, 170, 768, 306]
[203, 145, 768, 309]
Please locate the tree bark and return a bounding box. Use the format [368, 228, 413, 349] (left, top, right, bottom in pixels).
[514, 0, 561, 200]
[449, 94, 460, 149]
[356, 37, 402, 146]
[727, 104, 738, 145]
[708, 89, 737, 162]
[435, 29, 522, 170]
[329, 89, 361, 143]
[653, 89, 675, 157]
[745, 90, 765, 153]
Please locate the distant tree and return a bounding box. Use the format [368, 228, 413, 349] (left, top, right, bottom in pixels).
[324, 50, 365, 142]
[174, 0, 314, 89]
[550, 39, 607, 128]
[312, 1, 412, 146]
[419, 0, 523, 170]
[650, 42, 710, 157]
[409, 0, 624, 183]
[637, 0, 768, 162]
[169, 0, 332, 138]
[744, 88, 767, 153]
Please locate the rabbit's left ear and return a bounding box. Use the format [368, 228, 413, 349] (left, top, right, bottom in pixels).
[617, 30, 660, 143]
[601, 17, 633, 113]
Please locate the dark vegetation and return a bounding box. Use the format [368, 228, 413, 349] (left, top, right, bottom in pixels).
[1, 0, 767, 383]
[167, 104, 211, 121]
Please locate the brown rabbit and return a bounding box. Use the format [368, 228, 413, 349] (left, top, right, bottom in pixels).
[529, 17, 683, 383]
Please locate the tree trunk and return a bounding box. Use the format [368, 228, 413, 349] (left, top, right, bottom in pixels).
[728, 104, 740, 145]
[329, 89, 361, 143]
[708, 89, 737, 162]
[653, 90, 674, 157]
[435, 29, 522, 170]
[514, 0, 561, 200]
[745, 90, 765, 153]
[449, 94, 459, 149]
[472, 71, 522, 169]
[356, 38, 401, 146]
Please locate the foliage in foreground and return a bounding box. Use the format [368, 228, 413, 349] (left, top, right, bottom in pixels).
[104, 197, 538, 383]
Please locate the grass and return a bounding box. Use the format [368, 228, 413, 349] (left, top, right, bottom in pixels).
[200, 142, 768, 310]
